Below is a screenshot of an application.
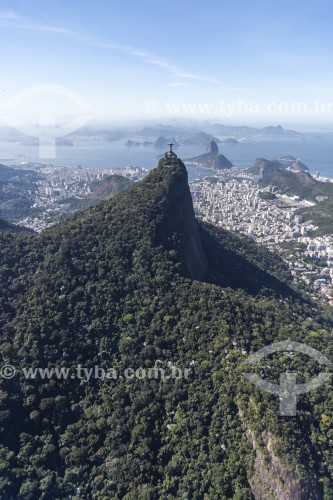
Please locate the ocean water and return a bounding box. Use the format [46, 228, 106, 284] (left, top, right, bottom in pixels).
[1, 131, 333, 180]
[226, 132, 333, 177]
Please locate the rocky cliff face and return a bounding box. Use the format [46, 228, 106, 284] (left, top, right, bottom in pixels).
[247, 430, 321, 500]
[206, 140, 219, 154]
[156, 153, 208, 280]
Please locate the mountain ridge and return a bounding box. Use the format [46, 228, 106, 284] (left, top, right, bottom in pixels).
[0, 151, 331, 498]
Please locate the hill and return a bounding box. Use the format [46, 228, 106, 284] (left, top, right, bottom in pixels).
[0, 164, 42, 222]
[297, 198, 333, 236]
[248, 158, 333, 201]
[0, 164, 39, 182]
[0, 151, 332, 498]
[220, 137, 239, 145]
[57, 174, 133, 213]
[88, 174, 132, 202]
[186, 140, 233, 170]
[80, 174, 132, 210]
[0, 218, 34, 233]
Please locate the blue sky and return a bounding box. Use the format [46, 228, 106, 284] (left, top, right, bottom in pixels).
[0, 0, 333, 125]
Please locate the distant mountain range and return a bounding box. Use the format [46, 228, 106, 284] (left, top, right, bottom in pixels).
[124, 132, 220, 148]
[120, 123, 302, 149]
[203, 123, 302, 138]
[0, 122, 303, 147]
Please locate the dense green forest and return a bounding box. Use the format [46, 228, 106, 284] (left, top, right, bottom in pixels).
[0, 155, 332, 499]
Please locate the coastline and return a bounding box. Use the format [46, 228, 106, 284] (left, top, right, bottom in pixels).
[0, 132, 333, 180]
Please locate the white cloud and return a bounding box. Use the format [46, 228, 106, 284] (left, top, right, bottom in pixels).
[165, 82, 188, 87]
[93, 42, 130, 50]
[96, 42, 217, 82]
[94, 42, 217, 82]
[0, 11, 74, 34]
[131, 50, 217, 82]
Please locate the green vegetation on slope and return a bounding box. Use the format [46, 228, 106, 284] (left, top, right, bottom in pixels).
[0, 164, 39, 183]
[0, 218, 34, 233]
[297, 198, 333, 236]
[0, 157, 332, 499]
[59, 174, 133, 212]
[248, 158, 333, 201]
